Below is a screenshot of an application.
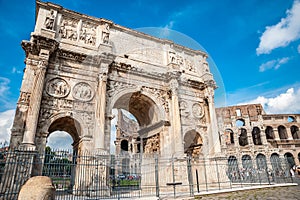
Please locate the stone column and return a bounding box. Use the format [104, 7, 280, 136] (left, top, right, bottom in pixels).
[169, 77, 184, 156]
[260, 128, 268, 145]
[286, 127, 293, 140]
[206, 87, 221, 156]
[21, 50, 50, 149]
[247, 128, 254, 145]
[273, 128, 280, 140]
[234, 130, 239, 147]
[95, 72, 108, 150]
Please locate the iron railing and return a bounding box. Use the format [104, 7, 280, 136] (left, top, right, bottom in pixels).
[0, 149, 295, 199]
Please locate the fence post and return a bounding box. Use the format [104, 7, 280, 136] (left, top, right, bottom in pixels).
[196, 169, 200, 193]
[187, 156, 194, 196]
[155, 154, 159, 198]
[203, 159, 208, 192]
[215, 158, 221, 190]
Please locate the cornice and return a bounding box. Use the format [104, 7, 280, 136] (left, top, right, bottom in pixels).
[21, 35, 59, 57]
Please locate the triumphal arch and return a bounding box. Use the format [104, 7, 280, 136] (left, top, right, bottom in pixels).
[5, 1, 223, 197]
[10, 1, 220, 158]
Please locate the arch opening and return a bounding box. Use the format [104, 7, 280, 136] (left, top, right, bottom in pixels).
[256, 154, 267, 170]
[236, 119, 245, 127]
[120, 140, 129, 152]
[238, 128, 248, 146]
[252, 127, 262, 145]
[288, 116, 296, 123]
[225, 129, 234, 145]
[270, 153, 281, 171]
[111, 109, 139, 155]
[291, 125, 300, 139]
[113, 92, 160, 127]
[242, 155, 253, 169]
[184, 130, 202, 157]
[265, 126, 275, 140]
[284, 152, 295, 168]
[278, 125, 288, 140]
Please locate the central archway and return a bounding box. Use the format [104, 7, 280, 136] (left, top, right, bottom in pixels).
[112, 91, 163, 127]
[109, 90, 166, 155]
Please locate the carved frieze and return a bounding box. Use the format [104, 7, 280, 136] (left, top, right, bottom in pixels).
[46, 78, 70, 98]
[41, 97, 73, 110]
[168, 51, 196, 73]
[185, 59, 195, 72]
[59, 16, 97, 46]
[141, 86, 170, 113]
[79, 21, 97, 46]
[59, 16, 79, 41]
[106, 80, 136, 98]
[74, 101, 94, 112]
[57, 49, 87, 62]
[168, 51, 183, 66]
[73, 82, 94, 101]
[143, 133, 160, 154]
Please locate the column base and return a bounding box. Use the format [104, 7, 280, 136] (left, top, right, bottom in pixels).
[19, 143, 36, 151]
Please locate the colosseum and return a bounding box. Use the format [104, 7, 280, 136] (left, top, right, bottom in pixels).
[216, 103, 300, 170]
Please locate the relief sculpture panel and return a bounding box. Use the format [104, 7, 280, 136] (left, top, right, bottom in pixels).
[46, 78, 70, 98]
[59, 16, 79, 41]
[73, 82, 94, 101]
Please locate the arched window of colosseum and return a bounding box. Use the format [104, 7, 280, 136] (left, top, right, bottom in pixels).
[291, 125, 300, 139]
[238, 128, 248, 146]
[121, 140, 129, 152]
[236, 119, 245, 127]
[278, 125, 288, 140]
[227, 156, 238, 180]
[225, 129, 234, 145]
[298, 152, 300, 163]
[265, 126, 275, 140]
[252, 127, 262, 145]
[270, 153, 281, 171]
[256, 154, 267, 170]
[136, 137, 141, 153]
[288, 116, 296, 122]
[284, 152, 295, 168]
[242, 155, 253, 169]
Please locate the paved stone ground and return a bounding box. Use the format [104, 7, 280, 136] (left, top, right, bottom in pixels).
[196, 176, 300, 200]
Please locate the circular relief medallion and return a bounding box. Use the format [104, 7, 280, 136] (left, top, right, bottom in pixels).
[72, 82, 94, 101]
[46, 78, 70, 98]
[192, 103, 204, 118]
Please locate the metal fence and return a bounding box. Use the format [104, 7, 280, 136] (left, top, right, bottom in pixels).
[0, 149, 295, 199]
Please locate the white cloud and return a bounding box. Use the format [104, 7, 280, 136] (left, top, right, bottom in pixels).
[11, 67, 22, 74]
[0, 77, 10, 95]
[244, 87, 300, 114]
[259, 57, 290, 72]
[47, 131, 73, 150]
[256, 0, 300, 55]
[298, 44, 300, 53]
[0, 109, 15, 146]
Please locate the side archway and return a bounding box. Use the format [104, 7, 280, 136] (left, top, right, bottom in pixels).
[183, 130, 202, 157]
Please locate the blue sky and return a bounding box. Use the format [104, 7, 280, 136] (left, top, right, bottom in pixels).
[0, 0, 300, 146]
